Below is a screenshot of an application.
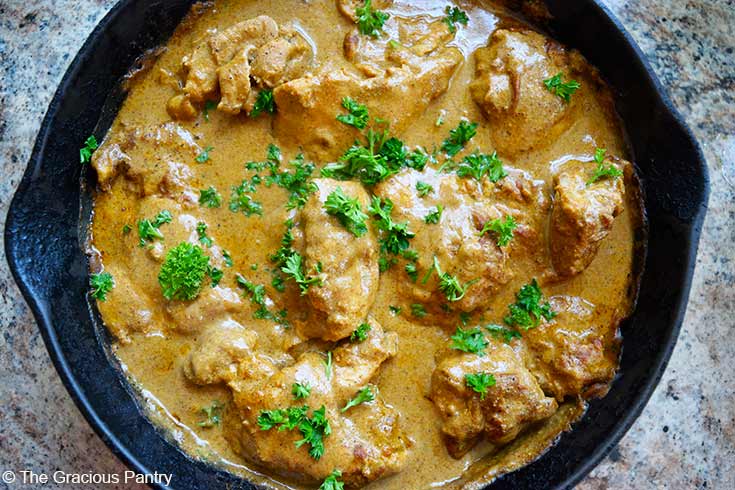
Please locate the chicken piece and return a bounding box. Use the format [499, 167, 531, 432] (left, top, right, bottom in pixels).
[91, 123, 201, 201]
[336, 0, 393, 22]
[95, 267, 154, 343]
[274, 38, 461, 161]
[470, 28, 579, 155]
[521, 295, 620, 400]
[550, 158, 625, 277]
[171, 16, 312, 117]
[430, 343, 557, 458]
[225, 321, 409, 486]
[372, 167, 548, 318]
[166, 286, 244, 333]
[299, 179, 379, 341]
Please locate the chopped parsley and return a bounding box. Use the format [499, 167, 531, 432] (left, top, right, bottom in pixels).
[158, 242, 211, 301]
[479, 215, 517, 247]
[410, 303, 427, 318]
[319, 470, 344, 490]
[79, 135, 98, 164]
[456, 151, 507, 182]
[355, 0, 389, 37]
[198, 401, 223, 428]
[208, 266, 223, 287]
[122, 224, 131, 234]
[199, 186, 222, 208]
[416, 181, 434, 197]
[450, 327, 488, 355]
[223, 250, 233, 267]
[351, 322, 372, 342]
[443, 6, 469, 33]
[281, 252, 323, 295]
[378, 254, 397, 272]
[324, 351, 333, 380]
[430, 256, 478, 302]
[485, 324, 522, 343]
[504, 279, 555, 330]
[229, 178, 263, 216]
[196, 146, 214, 163]
[424, 205, 443, 224]
[368, 196, 415, 255]
[342, 386, 375, 412]
[405, 262, 418, 282]
[465, 372, 496, 400]
[249, 148, 318, 209]
[389, 305, 402, 315]
[202, 100, 217, 121]
[250, 89, 276, 117]
[442, 120, 478, 157]
[258, 405, 331, 460]
[196, 222, 213, 247]
[137, 210, 172, 247]
[90, 272, 114, 301]
[543, 72, 580, 102]
[336, 97, 369, 129]
[292, 383, 312, 400]
[324, 187, 369, 237]
[588, 147, 623, 184]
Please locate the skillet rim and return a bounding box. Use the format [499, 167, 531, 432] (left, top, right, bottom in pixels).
[4, 0, 710, 489]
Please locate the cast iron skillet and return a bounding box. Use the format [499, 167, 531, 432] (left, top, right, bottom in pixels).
[4, 0, 709, 488]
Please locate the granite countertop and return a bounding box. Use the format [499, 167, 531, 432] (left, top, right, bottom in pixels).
[0, 1, 733, 488]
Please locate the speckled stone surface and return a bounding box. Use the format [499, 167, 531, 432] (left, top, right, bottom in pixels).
[0, 0, 732, 489]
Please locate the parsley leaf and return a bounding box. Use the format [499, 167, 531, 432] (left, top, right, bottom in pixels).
[405, 262, 418, 282]
[416, 181, 434, 197]
[504, 279, 555, 330]
[223, 250, 233, 267]
[543, 72, 581, 102]
[410, 303, 427, 318]
[250, 89, 276, 117]
[485, 324, 522, 343]
[137, 210, 172, 246]
[202, 100, 217, 121]
[158, 242, 211, 301]
[324, 187, 369, 237]
[587, 147, 623, 184]
[378, 254, 397, 272]
[465, 372, 496, 400]
[442, 121, 478, 157]
[229, 178, 263, 216]
[336, 97, 369, 129]
[368, 196, 415, 255]
[208, 266, 223, 287]
[351, 322, 372, 342]
[282, 252, 323, 295]
[196, 146, 214, 163]
[319, 469, 344, 490]
[90, 272, 114, 301]
[479, 215, 517, 247]
[355, 0, 389, 37]
[196, 222, 213, 247]
[342, 386, 375, 412]
[198, 400, 223, 427]
[456, 151, 507, 182]
[443, 6, 469, 33]
[292, 383, 312, 400]
[122, 224, 131, 234]
[431, 256, 478, 302]
[261, 151, 318, 209]
[323, 351, 333, 380]
[259, 405, 331, 460]
[79, 135, 98, 164]
[199, 186, 222, 208]
[424, 205, 443, 224]
[451, 327, 488, 355]
[389, 305, 402, 315]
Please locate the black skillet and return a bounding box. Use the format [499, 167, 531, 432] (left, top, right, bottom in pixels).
[4, 0, 709, 488]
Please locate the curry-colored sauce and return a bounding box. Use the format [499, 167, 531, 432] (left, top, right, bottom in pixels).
[90, 1, 643, 488]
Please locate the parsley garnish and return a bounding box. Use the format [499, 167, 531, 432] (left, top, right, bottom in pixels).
[355, 0, 389, 37]
[443, 6, 468, 33]
[229, 178, 263, 216]
[323, 351, 333, 380]
[442, 121, 478, 157]
[196, 146, 214, 163]
[202, 100, 217, 121]
[451, 327, 488, 355]
[258, 405, 331, 460]
[251, 89, 276, 117]
[479, 215, 517, 247]
[90, 272, 114, 301]
[543, 73, 580, 102]
[336, 97, 369, 129]
[504, 279, 555, 330]
[324, 187, 369, 237]
[158, 242, 210, 301]
[485, 324, 522, 343]
[198, 400, 223, 427]
[137, 210, 172, 247]
[378, 254, 397, 272]
[416, 181, 434, 197]
[236, 275, 285, 324]
[424, 205, 443, 224]
[199, 186, 222, 208]
[351, 322, 371, 342]
[319, 470, 344, 490]
[587, 147, 623, 184]
[368, 196, 415, 255]
[281, 252, 322, 294]
[405, 262, 418, 282]
[456, 151, 507, 182]
[250, 148, 317, 209]
[209, 266, 223, 287]
[389, 305, 402, 315]
[196, 222, 213, 247]
[79, 135, 98, 164]
[292, 383, 312, 400]
[430, 256, 478, 302]
[410, 303, 427, 318]
[223, 250, 233, 267]
[342, 386, 375, 412]
[122, 224, 131, 234]
[465, 372, 496, 400]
